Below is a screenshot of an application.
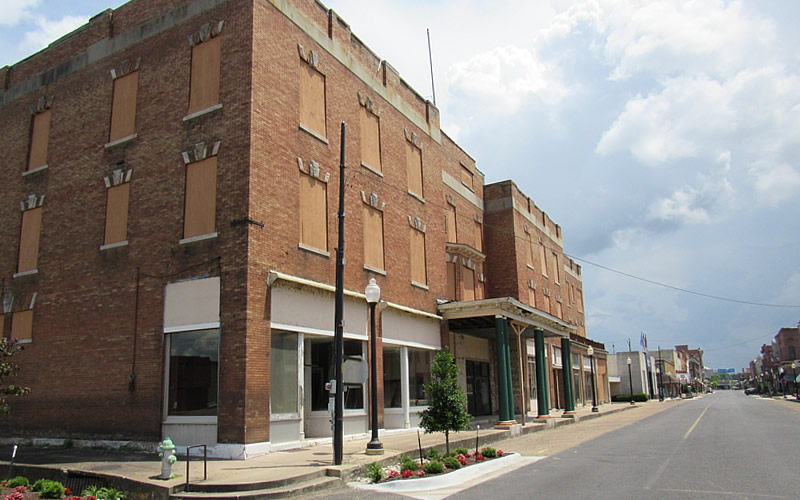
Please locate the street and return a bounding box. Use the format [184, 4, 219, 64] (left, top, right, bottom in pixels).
[317, 391, 800, 499]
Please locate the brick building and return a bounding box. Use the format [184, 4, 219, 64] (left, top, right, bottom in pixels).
[1, 0, 603, 457]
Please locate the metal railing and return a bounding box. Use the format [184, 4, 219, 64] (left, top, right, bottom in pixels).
[185, 444, 208, 489]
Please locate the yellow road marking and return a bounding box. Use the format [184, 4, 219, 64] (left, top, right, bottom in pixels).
[683, 405, 710, 440]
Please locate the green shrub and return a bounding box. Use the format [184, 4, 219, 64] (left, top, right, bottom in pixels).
[97, 488, 127, 500]
[38, 480, 65, 499]
[454, 447, 469, 456]
[611, 393, 649, 402]
[399, 455, 419, 473]
[423, 461, 445, 474]
[442, 456, 461, 470]
[426, 448, 443, 461]
[481, 447, 497, 458]
[6, 477, 30, 488]
[81, 486, 101, 498]
[31, 479, 47, 492]
[364, 463, 383, 484]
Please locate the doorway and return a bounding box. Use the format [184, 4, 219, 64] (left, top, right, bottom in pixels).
[466, 360, 492, 416]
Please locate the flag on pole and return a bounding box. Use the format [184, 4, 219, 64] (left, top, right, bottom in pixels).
[640, 331, 648, 350]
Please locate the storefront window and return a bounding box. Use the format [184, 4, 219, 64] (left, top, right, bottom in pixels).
[383, 346, 402, 408]
[167, 328, 219, 416]
[310, 337, 365, 411]
[270, 331, 298, 415]
[409, 348, 432, 406]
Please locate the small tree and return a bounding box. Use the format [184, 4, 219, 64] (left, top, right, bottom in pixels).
[419, 348, 471, 454]
[1, 338, 30, 414]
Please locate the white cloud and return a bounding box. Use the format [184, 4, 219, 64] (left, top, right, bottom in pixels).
[647, 174, 734, 224]
[0, 0, 40, 26]
[21, 15, 87, 54]
[751, 163, 800, 206]
[448, 45, 566, 115]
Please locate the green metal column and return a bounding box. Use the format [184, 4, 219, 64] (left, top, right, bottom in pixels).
[504, 321, 515, 420]
[561, 337, 575, 413]
[534, 328, 550, 417]
[495, 316, 512, 422]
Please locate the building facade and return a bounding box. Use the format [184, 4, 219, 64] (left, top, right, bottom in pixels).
[1, 0, 605, 457]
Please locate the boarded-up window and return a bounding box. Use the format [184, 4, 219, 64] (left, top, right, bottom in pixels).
[555, 301, 562, 319]
[540, 244, 548, 277]
[11, 310, 33, 341]
[299, 173, 328, 251]
[406, 142, 423, 197]
[184, 157, 217, 239]
[446, 262, 456, 300]
[104, 183, 131, 246]
[461, 164, 474, 191]
[109, 72, 139, 141]
[445, 203, 457, 243]
[410, 230, 426, 286]
[18, 207, 43, 273]
[525, 234, 534, 268]
[360, 107, 381, 172]
[28, 110, 51, 171]
[461, 266, 475, 301]
[363, 206, 384, 271]
[473, 220, 482, 252]
[188, 37, 221, 115]
[578, 290, 583, 313]
[528, 287, 536, 308]
[543, 295, 551, 314]
[552, 253, 560, 283]
[0, 315, 4, 338]
[300, 64, 326, 138]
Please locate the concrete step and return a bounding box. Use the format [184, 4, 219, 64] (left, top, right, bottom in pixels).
[170, 476, 340, 500]
[182, 469, 327, 493]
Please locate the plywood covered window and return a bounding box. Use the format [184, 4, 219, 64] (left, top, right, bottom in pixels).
[525, 234, 534, 268]
[360, 107, 381, 172]
[461, 164, 474, 191]
[528, 287, 536, 308]
[299, 172, 328, 252]
[109, 71, 139, 142]
[461, 266, 475, 301]
[539, 244, 548, 277]
[406, 142, 423, 198]
[578, 290, 584, 313]
[299, 64, 326, 139]
[445, 203, 457, 243]
[28, 110, 51, 171]
[446, 262, 456, 300]
[473, 220, 482, 252]
[552, 252, 560, 284]
[183, 157, 217, 239]
[188, 36, 221, 115]
[11, 310, 33, 341]
[543, 295, 551, 314]
[410, 229, 427, 286]
[104, 183, 131, 246]
[18, 207, 43, 273]
[0, 315, 5, 338]
[555, 301, 563, 319]
[363, 205, 385, 271]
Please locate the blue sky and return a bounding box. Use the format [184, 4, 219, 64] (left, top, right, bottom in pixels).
[3, 0, 799, 370]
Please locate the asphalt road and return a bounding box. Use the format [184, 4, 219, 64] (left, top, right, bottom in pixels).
[319, 391, 800, 499]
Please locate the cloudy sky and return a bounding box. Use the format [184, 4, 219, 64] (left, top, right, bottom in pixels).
[3, 0, 799, 371]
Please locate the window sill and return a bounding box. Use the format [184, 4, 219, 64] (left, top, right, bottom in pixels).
[23, 164, 49, 177]
[363, 264, 386, 276]
[461, 181, 475, 192]
[100, 240, 129, 251]
[16, 338, 33, 345]
[411, 281, 429, 291]
[298, 123, 329, 144]
[13, 269, 38, 278]
[360, 161, 384, 178]
[179, 232, 218, 245]
[527, 264, 535, 271]
[270, 413, 301, 422]
[298, 243, 330, 257]
[163, 416, 218, 425]
[183, 103, 223, 122]
[407, 190, 425, 204]
[104, 133, 138, 149]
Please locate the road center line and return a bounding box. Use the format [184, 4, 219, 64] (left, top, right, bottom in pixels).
[683, 405, 710, 440]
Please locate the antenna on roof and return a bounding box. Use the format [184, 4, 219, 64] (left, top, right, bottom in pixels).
[427, 28, 436, 106]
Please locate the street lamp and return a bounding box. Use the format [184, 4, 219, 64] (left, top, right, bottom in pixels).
[780, 367, 786, 398]
[365, 278, 383, 455]
[627, 357, 634, 405]
[587, 347, 598, 412]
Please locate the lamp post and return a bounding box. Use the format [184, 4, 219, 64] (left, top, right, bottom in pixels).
[365, 278, 383, 455]
[780, 367, 786, 398]
[793, 362, 798, 400]
[587, 347, 598, 412]
[627, 357, 634, 405]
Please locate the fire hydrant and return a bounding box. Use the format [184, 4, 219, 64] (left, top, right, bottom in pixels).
[158, 438, 178, 479]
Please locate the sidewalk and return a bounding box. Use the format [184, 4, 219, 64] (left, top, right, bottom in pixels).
[1, 402, 641, 498]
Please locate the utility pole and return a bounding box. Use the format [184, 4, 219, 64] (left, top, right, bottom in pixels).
[332, 122, 347, 465]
